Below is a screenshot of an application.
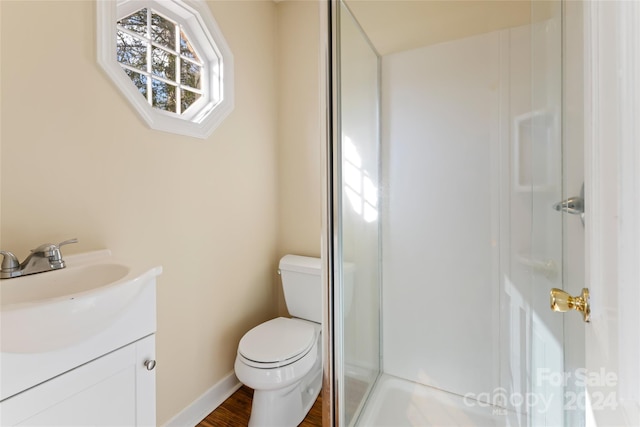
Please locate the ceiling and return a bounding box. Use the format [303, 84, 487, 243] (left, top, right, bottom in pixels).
[344, 0, 535, 55]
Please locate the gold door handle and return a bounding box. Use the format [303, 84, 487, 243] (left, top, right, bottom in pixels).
[550, 288, 590, 322]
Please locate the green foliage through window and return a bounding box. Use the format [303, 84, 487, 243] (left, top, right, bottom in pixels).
[116, 8, 203, 115]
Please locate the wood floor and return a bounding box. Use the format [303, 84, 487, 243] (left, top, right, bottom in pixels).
[197, 385, 322, 427]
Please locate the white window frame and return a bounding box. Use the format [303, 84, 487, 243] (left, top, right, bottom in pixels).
[97, 0, 234, 139]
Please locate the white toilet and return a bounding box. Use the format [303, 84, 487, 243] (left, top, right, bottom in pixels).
[234, 255, 322, 427]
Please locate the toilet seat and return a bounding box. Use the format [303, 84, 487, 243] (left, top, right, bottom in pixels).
[238, 317, 317, 369]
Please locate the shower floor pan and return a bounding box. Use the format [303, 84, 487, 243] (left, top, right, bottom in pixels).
[356, 374, 509, 427]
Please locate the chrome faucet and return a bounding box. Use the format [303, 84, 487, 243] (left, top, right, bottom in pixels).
[0, 238, 78, 279]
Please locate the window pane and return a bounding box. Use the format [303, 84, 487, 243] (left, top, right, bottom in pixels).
[152, 48, 176, 81]
[117, 31, 147, 71]
[118, 8, 147, 36]
[180, 30, 200, 62]
[181, 90, 201, 113]
[151, 13, 176, 49]
[152, 79, 176, 113]
[181, 61, 201, 89]
[123, 68, 148, 99]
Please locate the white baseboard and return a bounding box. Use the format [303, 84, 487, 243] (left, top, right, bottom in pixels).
[163, 371, 242, 427]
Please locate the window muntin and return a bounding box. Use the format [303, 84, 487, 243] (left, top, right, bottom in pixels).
[98, 0, 234, 138]
[116, 8, 207, 115]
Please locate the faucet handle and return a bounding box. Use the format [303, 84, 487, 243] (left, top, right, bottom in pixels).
[52, 239, 78, 264]
[50, 238, 78, 262]
[0, 251, 20, 272]
[31, 238, 78, 259]
[58, 238, 78, 248]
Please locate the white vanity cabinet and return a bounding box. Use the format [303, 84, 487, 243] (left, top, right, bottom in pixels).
[0, 250, 161, 427]
[1, 335, 156, 426]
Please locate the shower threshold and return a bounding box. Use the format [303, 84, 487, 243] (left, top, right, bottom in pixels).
[355, 374, 515, 427]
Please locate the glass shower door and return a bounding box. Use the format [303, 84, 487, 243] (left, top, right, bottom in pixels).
[334, 2, 381, 426]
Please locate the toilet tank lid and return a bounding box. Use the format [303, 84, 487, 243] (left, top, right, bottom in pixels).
[279, 255, 321, 275]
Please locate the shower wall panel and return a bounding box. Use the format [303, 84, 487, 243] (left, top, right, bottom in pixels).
[381, 31, 505, 398]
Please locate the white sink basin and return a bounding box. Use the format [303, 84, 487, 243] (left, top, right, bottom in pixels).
[1, 263, 130, 305]
[0, 250, 162, 353]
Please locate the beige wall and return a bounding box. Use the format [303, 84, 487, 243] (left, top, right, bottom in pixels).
[276, 0, 323, 314]
[0, 0, 321, 424]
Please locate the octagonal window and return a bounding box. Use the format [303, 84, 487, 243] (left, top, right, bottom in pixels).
[117, 9, 204, 114]
[98, 0, 234, 139]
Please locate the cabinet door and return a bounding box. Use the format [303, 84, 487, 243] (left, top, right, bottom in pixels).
[1, 335, 156, 426]
[135, 334, 157, 426]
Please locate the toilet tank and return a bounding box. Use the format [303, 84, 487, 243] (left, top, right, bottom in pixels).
[279, 255, 322, 323]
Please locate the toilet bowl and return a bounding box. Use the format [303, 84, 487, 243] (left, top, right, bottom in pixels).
[234, 318, 322, 426]
[234, 255, 322, 427]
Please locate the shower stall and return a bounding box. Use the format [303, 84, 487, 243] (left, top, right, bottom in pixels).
[326, 0, 586, 426]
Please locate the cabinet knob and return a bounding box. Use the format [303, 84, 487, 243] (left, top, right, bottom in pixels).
[144, 359, 156, 371]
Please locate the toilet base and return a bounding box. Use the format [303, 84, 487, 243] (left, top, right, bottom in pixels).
[248, 358, 322, 427]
